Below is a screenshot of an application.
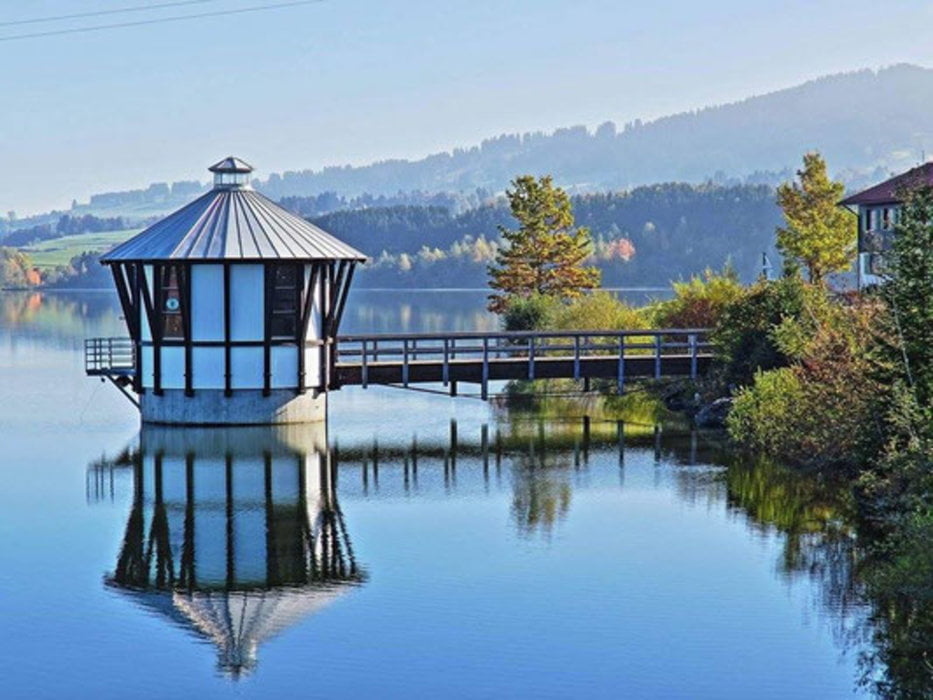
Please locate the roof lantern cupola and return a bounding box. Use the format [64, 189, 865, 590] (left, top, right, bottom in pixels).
[209, 156, 254, 189]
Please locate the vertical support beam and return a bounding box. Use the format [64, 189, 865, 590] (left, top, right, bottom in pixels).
[223, 263, 232, 397]
[654, 334, 662, 379]
[528, 335, 535, 380]
[361, 339, 369, 389]
[111, 264, 137, 341]
[573, 334, 581, 379]
[130, 264, 143, 394]
[481, 336, 489, 400]
[152, 264, 163, 396]
[263, 262, 272, 397]
[181, 265, 193, 397]
[318, 262, 331, 393]
[689, 333, 698, 379]
[298, 264, 321, 393]
[402, 339, 409, 387]
[442, 338, 449, 386]
[617, 334, 625, 394]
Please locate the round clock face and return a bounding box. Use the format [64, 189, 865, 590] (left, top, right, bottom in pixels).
[165, 297, 180, 312]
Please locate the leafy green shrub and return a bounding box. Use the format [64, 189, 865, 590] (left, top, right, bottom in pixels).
[728, 305, 888, 467]
[727, 368, 806, 456]
[652, 266, 744, 329]
[501, 294, 559, 331]
[551, 291, 647, 331]
[713, 273, 827, 386]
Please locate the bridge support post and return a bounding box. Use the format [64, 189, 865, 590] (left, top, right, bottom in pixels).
[617, 335, 625, 394]
[689, 334, 698, 379]
[481, 337, 489, 400]
[654, 336, 662, 379]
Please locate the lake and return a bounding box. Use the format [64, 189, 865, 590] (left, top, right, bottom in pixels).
[0, 289, 872, 699]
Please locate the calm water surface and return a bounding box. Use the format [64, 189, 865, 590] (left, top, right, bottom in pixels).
[0, 290, 871, 699]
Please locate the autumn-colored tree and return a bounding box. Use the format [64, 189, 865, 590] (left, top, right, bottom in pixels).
[488, 175, 600, 313]
[776, 152, 856, 286]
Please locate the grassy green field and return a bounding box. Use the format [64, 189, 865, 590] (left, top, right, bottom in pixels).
[22, 229, 140, 269]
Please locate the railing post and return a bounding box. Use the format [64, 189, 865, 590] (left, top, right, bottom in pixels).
[481, 336, 489, 400]
[655, 334, 662, 379]
[617, 334, 625, 394]
[442, 338, 450, 386]
[361, 339, 368, 388]
[528, 335, 535, 380]
[689, 333, 697, 379]
[402, 339, 409, 387]
[573, 334, 581, 379]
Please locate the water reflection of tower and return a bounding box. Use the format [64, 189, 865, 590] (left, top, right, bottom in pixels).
[106, 425, 364, 678]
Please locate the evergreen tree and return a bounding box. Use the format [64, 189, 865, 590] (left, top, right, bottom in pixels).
[883, 184, 933, 413]
[487, 175, 600, 313]
[776, 153, 855, 285]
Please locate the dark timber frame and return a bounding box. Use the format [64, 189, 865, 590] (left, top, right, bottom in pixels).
[97, 259, 359, 402]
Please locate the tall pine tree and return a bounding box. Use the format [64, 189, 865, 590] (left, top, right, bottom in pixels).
[776, 152, 856, 286]
[487, 175, 600, 313]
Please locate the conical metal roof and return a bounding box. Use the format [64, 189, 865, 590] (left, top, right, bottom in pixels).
[101, 160, 367, 263]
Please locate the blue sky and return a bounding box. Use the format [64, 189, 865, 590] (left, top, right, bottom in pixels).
[3, 0, 933, 214]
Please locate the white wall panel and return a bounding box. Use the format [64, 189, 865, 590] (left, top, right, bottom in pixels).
[192, 347, 225, 389]
[191, 265, 225, 341]
[230, 265, 263, 341]
[231, 347, 264, 389]
[304, 347, 321, 390]
[160, 346, 185, 389]
[141, 346, 154, 388]
[272, 346, 298, 388]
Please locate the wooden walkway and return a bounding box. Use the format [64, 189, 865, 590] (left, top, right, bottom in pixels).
[86, 329, 714, 400]
[334, 329, 712, 398]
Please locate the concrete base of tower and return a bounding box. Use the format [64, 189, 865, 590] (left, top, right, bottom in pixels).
[140, 389, 327, 425]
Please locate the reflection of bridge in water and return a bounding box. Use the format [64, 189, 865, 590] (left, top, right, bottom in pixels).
[102, 426, 363, 678]
[87, 416, 725, 676]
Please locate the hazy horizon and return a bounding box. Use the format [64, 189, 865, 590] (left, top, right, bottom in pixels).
[5, 0, 933, 214]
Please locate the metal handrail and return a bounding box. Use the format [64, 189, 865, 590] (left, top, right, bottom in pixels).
[84, 337, 135, 375]
[333, 329, 713, 394]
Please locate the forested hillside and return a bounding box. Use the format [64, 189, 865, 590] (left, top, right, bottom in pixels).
[309, 183, 782, 288]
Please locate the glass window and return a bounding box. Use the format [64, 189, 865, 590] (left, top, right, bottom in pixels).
[864, 208, 873, 231]
[160, 266, 184, 340]
[883, 208, 891, 230]
[269, 264, 301, 339]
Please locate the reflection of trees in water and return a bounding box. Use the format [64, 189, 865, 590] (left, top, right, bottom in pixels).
[91, 415, 933, 695]
[509, 449, 574, 539]
[856, 513, 933, 698]
[0, 291, 123, 344]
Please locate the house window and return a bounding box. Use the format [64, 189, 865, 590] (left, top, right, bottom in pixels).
[269, 264, 301, 339]
[883, 208, 892, 230]
[864, 208, 873, 231]
[160, 265, 184, 340]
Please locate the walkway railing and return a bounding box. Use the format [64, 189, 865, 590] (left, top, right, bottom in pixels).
[335, 329, 713, 397]
[85, 337, 135, 376]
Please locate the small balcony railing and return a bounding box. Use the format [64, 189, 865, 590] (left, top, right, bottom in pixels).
[85, 337, 135, 377]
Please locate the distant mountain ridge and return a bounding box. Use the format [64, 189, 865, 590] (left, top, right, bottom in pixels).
[257, 64, 933, 199]
[6, 63, 932, 230]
